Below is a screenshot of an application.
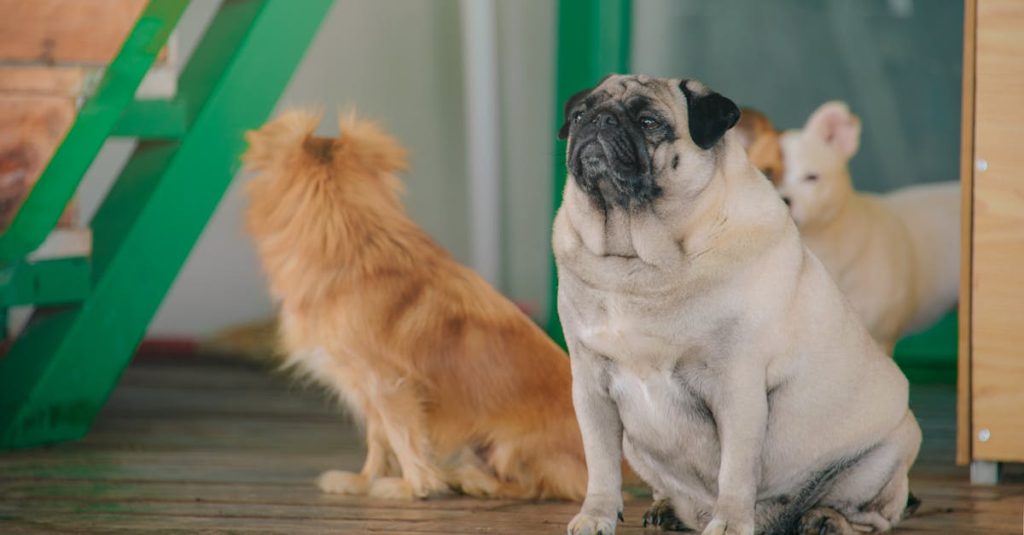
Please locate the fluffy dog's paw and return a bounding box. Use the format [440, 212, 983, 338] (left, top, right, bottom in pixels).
[317, 470, 369, 495]
[368, 477, 416, 500]
[642, 499, 691, 531]
[701, 517, 754, 535]
[567, 512, 617, 535]
[451, 465, 502, 497]
[796, 507, 854, 535]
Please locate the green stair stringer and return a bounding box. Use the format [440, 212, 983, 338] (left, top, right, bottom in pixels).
[0, 0, 333, 448]
[0, 1, 188, 263]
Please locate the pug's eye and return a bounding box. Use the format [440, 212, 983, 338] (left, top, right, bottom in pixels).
[572, 111, 584, 123]
[805, 173, 819, 182]
[639, 116, 659, 130]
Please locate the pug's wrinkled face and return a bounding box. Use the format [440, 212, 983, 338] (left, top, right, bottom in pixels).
[559, 75, 740, 211]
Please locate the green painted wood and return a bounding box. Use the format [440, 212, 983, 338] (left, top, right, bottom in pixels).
[111, 100, 189, 139]
[0, 0, 333, 449]
[0, 1, 188, 264]
[894, 309, 958, 384]
[547, 0, 632, 347]
[0, 258, 91, 307]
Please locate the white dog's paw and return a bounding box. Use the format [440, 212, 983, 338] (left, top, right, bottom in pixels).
[567, 512, 617, 535]
[317, 470, 369, 495]
[702, 516, 754, 535]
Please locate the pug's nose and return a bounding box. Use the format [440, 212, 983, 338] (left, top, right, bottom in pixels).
[594, 112, 618, 127]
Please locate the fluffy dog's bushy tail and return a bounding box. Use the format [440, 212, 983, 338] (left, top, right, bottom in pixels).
[243, 110, 410, 306]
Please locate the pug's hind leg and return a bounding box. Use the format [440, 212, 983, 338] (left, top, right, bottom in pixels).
[818, 411, 921, 532]
[642, 498, 694, 532]
[797, 507, 855, 535]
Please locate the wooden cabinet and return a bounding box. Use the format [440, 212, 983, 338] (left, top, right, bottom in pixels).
[958, 0, 1024, 483]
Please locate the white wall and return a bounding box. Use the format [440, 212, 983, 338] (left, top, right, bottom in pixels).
[76, 0, 558, 337]
[496, 0, 556, 320]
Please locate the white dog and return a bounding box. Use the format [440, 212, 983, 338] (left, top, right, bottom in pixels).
[554, 75, 921, 535]
[771, 102, 959, 352]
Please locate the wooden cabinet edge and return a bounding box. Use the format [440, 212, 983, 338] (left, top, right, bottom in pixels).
[956, 0, 976, 467]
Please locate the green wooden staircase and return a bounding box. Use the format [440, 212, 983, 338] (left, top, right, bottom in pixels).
[0, 0, 333, 449]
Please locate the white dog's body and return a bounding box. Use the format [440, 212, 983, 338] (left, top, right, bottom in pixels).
[555, 76, 920, 535]
[879, 183, 960, 333]
[777, 103, 959, 351]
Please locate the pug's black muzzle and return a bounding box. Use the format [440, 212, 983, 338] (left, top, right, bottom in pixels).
[568, 111, 661, 209]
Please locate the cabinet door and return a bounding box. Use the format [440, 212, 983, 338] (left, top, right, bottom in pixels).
[971, 0, 1024, 462]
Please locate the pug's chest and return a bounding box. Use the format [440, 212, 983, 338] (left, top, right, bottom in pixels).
[606, 363, 721, 493]
[572, 291, 718, 366]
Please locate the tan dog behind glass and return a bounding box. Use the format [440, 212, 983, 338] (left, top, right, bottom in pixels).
[735, 108, 784, 186]
[244, 111, 586, 500]
[737, 103, 959, 352]
[554, 75, 920, 535]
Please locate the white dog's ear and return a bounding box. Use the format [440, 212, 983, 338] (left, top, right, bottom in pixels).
[804, 101, 860, 159]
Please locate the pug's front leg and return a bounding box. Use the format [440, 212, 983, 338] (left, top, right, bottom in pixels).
[703, 368, 767, 535]
[567, 345, 623, 535]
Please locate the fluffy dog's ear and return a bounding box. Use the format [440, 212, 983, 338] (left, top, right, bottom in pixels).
[679, 80, 741, 150]
[735, 107, 776, 151]
[805, 101, 861, 159]
[336, 111, 408, 175]
[558, 87, 592, 140]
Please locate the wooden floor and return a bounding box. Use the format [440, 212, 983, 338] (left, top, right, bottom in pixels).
[2, 357, 1022, 534]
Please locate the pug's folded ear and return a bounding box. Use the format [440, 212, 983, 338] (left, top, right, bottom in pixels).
[558, 87, 593, 140]
[679, 80, 741, 150]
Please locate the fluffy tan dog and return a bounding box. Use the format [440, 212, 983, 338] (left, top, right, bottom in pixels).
[735, 108, 784, 185]
[243, 111, 587, 500]
[740, 102, 959, 352]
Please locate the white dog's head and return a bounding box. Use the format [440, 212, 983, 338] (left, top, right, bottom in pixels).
[776, 102, 860, 230]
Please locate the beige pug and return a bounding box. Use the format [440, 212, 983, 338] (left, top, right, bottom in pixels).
[553, 75, 920, 535]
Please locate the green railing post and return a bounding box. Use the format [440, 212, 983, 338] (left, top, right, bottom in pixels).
[547, 0, 632, 346]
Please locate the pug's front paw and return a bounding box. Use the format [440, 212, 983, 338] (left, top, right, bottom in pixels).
[701, 516, 754, 535]
[568, 512, 617, 535]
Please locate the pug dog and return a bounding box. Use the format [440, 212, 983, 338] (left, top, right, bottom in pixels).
[553, 75, 921, 535]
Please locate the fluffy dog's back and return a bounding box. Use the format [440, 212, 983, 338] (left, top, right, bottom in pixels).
[881, 181, 961, 334]
[243, 111, 587, 500]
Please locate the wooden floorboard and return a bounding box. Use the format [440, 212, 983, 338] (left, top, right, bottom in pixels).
[1, 357, 1022, 533]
